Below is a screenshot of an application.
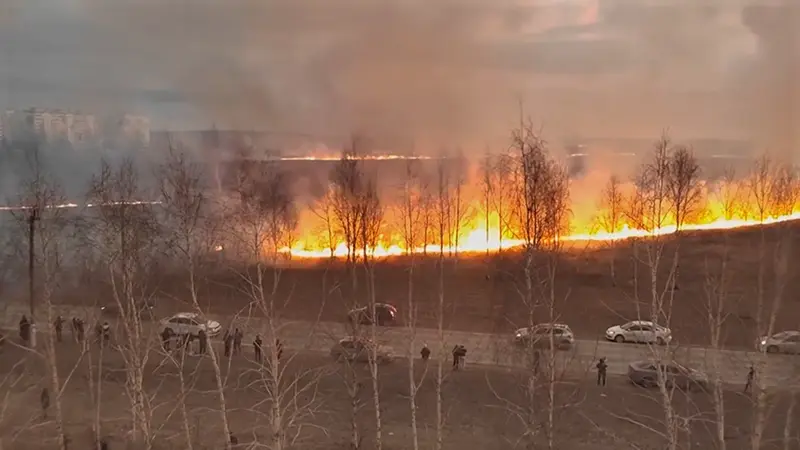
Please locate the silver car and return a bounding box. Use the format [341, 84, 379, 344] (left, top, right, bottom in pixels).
[605, 320, 672, 345]
[161, 313, 222, 338]
[628, 361, 709, 390]
[513, 323, 575, 350]
[330, 337, 394, 364]
[757, 331, 800, 354]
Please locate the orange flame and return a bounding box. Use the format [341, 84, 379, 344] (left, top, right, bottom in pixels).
[272, 157, 800, 259]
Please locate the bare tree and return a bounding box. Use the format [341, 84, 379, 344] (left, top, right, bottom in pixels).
[716, 167, 745, 221]
[329, 140, 386, 450]
[496, 115, 571, 450]
[8, 152, 73, 450]
[399, 158, 427, 450]
[666, 144, 702, 291]
[770, 163, 798, 217]
[596, 175, 625, 284]
[479, 150, 495, 255]
[86, 158, 161, 446]
[748, 155, 776, 222]
[625, 134, 685, 450]
[158, 146, 235, 449]
[702, 240, 734, 450]
[311, 188, 340, 258]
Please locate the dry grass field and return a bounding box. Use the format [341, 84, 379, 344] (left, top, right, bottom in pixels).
[0, 338, 794, 450]
[61, 220, 800, 350]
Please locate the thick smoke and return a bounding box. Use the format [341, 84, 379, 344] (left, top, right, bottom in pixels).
[3, 1, 793, 143]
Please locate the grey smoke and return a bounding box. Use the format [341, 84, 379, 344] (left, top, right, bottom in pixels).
[0, 0, 796, 154]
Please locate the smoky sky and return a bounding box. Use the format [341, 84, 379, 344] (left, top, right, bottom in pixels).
[0, 0, 797, 154]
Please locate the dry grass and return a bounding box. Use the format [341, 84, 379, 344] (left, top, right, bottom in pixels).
[0, 338, 794, 449]
[58, 220, 800, 349]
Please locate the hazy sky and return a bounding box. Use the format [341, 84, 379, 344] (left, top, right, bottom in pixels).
[1, 0, 796, 151]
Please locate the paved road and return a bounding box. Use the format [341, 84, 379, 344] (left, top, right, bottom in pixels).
[3, 302, 799, 389]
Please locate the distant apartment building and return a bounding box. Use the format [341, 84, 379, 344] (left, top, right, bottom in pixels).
[0, 108, 150, 148]
[1, 108, 99, 146]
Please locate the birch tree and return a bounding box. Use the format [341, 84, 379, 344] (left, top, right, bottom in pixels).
[86, 158, 161, 447]
[597, 175, 626, 284]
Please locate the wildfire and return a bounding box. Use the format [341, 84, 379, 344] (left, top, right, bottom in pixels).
[281, 180, 800, 259]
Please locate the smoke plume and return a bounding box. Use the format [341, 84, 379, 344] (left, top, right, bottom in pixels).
[0, 0, 796, 155]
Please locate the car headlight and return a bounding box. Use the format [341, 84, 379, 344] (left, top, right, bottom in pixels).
[606, 330, 613, 335]
[760, 339, 767, 346]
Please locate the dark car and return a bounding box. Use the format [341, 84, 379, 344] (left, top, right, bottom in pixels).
[513, 323, 575, 350]
[348, 303, 398, 327]
[101, 299, 156, 319]
[330, 336, 394, 364]
[628, 361, 709, 391]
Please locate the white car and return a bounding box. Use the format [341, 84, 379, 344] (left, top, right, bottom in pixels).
[757, 331, 800, 354]
[161, 313, 222, 338]
[605, 320, 672, 345]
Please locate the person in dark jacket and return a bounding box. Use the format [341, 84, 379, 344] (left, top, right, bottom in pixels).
[452, 345, 459, 370]
[456, 345, 467, 369]
[19, 316, 30, 345]
[198, 329, 208, 355]
[40, 387, 50, 419]
[233, 328, 243, 355]
[224, 330, 233, 357]
[275, 338, 284, 360]
[94, 322, 103, 345]
[596, 357, 608, 386]
[161, 328, 171, 352]
[532, 350, 541, 374]
[101, 322, 111, 346]
[253, 335, 263, 363]
[420, 343, 431, 361]
[53, 316, 64, 343]
[745, 365, 755, 393]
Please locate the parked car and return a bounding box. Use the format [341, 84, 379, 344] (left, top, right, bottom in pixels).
[101, 299, 156, 319]
[348, 303, 398, 327]
[330, 337, 394, 364]
[513, 323, 575, 350]
[757, 331, 800, 354]
[628, 360, 709, 390]
[605, 320, 672, 345]
[161, 313, 222, 338]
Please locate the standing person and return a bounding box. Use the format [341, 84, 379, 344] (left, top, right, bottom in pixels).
[253, 335, 263, 363]
[94, 322, 103, 345]
[745, 365, 755, 393]
[40, 387, 50, 419]
[452, 345, 459, 370]
[198, 329, 207, 355]
[275, 338, 283, 360]
[420, 343, 431, 362]
[532, 349, 541, 375]
[101, 322, 111, 346]
[596, 357, 608, 387]
[457, 345, 467, 369]
[233, 328, 243, 356]
[76, 318, 85, 343]
[53, 316, 64, 343]
[19, 316, 30, 346]
[161, 329, 171, 352]
[224, 330, 233, 357]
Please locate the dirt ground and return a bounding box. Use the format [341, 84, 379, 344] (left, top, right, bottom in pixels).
[0, 339, 796, 449]
[55, 220, 799, 351]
